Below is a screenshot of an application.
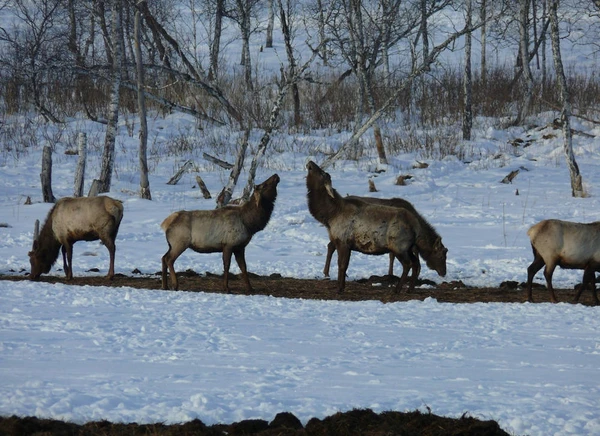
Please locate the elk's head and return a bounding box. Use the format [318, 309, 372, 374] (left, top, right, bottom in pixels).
[425, 237, 448, 277]
[252, 173, 280, 206]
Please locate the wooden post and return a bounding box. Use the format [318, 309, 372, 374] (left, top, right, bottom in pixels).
[195, 176, 212, 199]
[167, 159, 193, 185]
[74, 132, 87, 197]
[88, 179, 101, 197]
[40, 146, 56, 203]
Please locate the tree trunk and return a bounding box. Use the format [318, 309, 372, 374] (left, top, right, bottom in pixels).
[41, 146, 55, 203]
[463, 0, 473, 141]
[549, 0, 583, 197]
[73, 133, 87, 197]
[217, 129, 249, 207]
[278, 0, 301, 126]
[236, 0, 253, 91]
[514, 0, 534, 126]
[316, 0, 328, 65]
[420, 0, 429, 64]
[208, 0, 224, 82]
[99, 0, 123, 194]
[135, 5, 151, 200]
[480, 0, 487, 86]
[266, 0, 274, 48]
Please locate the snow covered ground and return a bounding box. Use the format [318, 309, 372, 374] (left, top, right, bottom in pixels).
[1, 111, 600, 436]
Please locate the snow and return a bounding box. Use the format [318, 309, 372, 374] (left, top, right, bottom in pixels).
[1, 114, 599, 436]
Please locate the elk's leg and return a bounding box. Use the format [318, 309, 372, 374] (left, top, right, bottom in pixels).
[161, 242, 184, 291]
[102, 237, 116, 280]
[388, 253, 395, 276]
[526, 252, 545, 302]
[61, 245, 68, 278]
[63, 243, 74, 280]
[233, 248, 252, 293]
[594, 272, 600, 306]
[393, 253, 412, 292]
[575, 267, 599, 305]
[336, 244, 351, 293]
[222, 246, 233, 293]
[323, 241, 336, 277]
[407, 248, 421, 291]
[543, 262, 559, 303]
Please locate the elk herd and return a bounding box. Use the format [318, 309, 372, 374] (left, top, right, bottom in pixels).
[27, 161, 600, 305]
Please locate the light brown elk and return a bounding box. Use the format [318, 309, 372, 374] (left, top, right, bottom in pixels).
[29, 196, 124, 280]
[323, 196, 447, 280]
[161, 174, 280, 293]
[526, 219, 600, 305]
[306, 161, 422, 293]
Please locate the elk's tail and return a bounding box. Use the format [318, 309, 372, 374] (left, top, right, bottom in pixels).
[161, 212, 180, 231]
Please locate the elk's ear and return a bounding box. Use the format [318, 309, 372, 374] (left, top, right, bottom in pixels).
[325, 183, 335, 198]
[254, 190, 261, 207]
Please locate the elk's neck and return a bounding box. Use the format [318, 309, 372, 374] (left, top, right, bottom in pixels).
[241, 198, 276, 234]
[306, 186, 343, 227]
[35, 212, 62, 265]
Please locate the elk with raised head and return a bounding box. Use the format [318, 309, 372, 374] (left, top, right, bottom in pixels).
[29, 196, 124, 280]
[306, 161, 423, 293]
[161, 174, 280, 293]
[526, 219, 600, 305]
[322, 196, 447, 280]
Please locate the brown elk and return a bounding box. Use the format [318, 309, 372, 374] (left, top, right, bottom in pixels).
[526, 219, 600, 305]
[306, 161, 424, 293]
[323, 196, 447, 280]
[161, 174, 280, 293]
[29, 196, 124, 280]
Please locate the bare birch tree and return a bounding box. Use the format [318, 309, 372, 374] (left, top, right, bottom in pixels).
[135, 1, 151, 200]
[266, 0, 275, 48]
[208, 0, 225, 82]
[480, 0, 487, 86]
[549, 0, 584, 197]
[513, 0, 534, 126]
[321, 13, 483, 169]
[463, 0, 473, 141]
[99, 0, 124, 193]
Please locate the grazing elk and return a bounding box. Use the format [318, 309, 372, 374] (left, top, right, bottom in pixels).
[526, 219, 600, 305]
[306, 161, 425, 293]
[161, 174, 280, 293]
[323, 196, 447, 279]
[29, 196, 124, 280]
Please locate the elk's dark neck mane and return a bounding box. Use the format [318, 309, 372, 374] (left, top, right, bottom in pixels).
[415, 215, 440, 259]
[306, 184, 344, 227]
[241, 195, 277, 234]
[35, 207, 62, 267]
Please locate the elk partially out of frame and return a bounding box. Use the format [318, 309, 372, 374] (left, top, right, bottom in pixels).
[306, 161, 427, 293]
[29, 196, 124, 280]
[322, 196, 447, 280]
[161, 174, 280, 293]
[526, 219, 600, 305]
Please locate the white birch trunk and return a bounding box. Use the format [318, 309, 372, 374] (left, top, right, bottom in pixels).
[463, 0, 473, 141]
[549, 0, 584, 197]
[73, 132, 87, 197]
[135, 6, 151, 200]
[99, 0, 123, 193]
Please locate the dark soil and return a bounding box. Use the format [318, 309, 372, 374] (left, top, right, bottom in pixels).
[2, 268, 598, 305]
[2, 269, 595, 436]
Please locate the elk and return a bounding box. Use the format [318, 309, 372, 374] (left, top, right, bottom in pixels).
[161, 174, 280, 293]
[306, 161, 423, 293]
[323, 196, 447, 280]
[29, 196, 124, 280]
[526, 219, 600, 305]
